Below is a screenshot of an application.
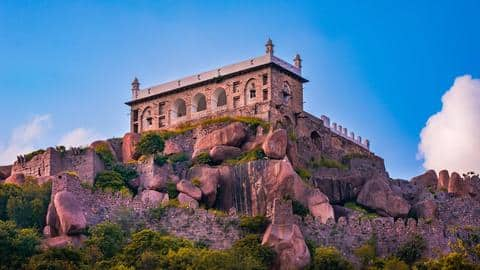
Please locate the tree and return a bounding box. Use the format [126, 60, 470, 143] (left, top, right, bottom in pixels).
[0, 220, 40, 270]
[310, 246, 353, 270]
[85, 221, 126, 259]
[26, 247, 86, 270]
[136, 132, 165, 156]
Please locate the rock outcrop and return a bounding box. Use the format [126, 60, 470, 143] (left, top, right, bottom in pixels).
[262, 129, 287, 159]
[140, 190, 169, 206]
[437, 170, 449, 191]
[411, 170, 437, 189]
[178, 193, 199, 209]
[52, 191, 87, 235]
[163, 140, 183, 156]
[188, 166, 220, 207]
[176, 180, 202, 201]
[209, 145, 242, 162]
[262, 199, 310, 270]
[193, 122, 247, 157]
[357, 177, 410, 217]
[4, 173, 25, 186]
[412, 199, 437, 219]
[122, 132, 140, 162]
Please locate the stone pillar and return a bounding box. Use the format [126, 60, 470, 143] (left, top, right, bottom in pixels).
[320, 115, 330, 128]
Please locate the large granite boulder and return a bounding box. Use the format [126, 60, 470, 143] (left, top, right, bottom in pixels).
[306, 189, 335, 223]
[178, 193, 199, 209]
[188, 166, 220, 207]
[209, 145, 242, 162]
[262, 199, 310, 270]
[4, 173, 25, 186]
[412, 199, 437, 220]
[411, 170, 437, 190]
[262, 129, 287, 159]
[53, 191, 87, 235]
[122, 132, 140, 162]
[438, 170, 450, 191]
[448, 172, 474, 196]
[163, 140, 183, 156]
[193, 122, 247, 157]
[0, 165, 12, 180]
[357, 177, 410, 217]
[140, 190, 169, 206]
[137, 157, 171, 191]
[176, 180, 202, 201]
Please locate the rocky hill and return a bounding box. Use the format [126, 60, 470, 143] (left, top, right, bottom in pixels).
[1, 116, 480, 269]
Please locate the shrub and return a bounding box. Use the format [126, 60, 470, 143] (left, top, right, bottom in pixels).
[166, 181, 179, 199]
[396, 235, 426, 265]
[26, 247, 86, 270]
[0, 220, 41, 270]
[94, 142, 116, 169]
[295, 167, 312, 181]
[192, 152, 214, 166]
[224, 148, 266, 165]
[2, 180, 51, 229]
[230, 234, 276, 268]
[136, 132, 165, 156]
[340, 152, 370, 165]
[239, 215, 270, 234]
[292, 200, 310, 217]
[94, 171, 131, 195]
[354, 236, 377, 268]
[112, 164, 138, 183]
[24, 149, 45, 162]
[85, 221, 126, 259]
[310, 157, 347, 170]
[154, 155, 168, 166]
[343, 202, 379, 219]
[191, 177, 201, 187]
[168, 152, 188, 163]
[416, 252, 476, 270]
[310, 246, 353, 270]
[148, 206, 166, 220]
[382, 257, 409, 270]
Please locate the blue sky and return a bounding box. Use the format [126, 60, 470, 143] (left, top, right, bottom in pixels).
[1, 0, 479, 179]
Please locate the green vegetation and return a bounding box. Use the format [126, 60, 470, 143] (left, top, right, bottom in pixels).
[415, 252, 477, 270]
[154, 153, 189, 167]
[153, 154, 168, 166]
[343, 202, 379, 219]
[191, 177, 201, 187]
[239, 215, 270, 234]
[148, 206, 166, 220]
[85, 221, 126, 259]
[292, 200, 310, 217]
[395, 235, 426, 265]
[0, 180, 51, 229]
[0, 220, 41, 270]
[295, 167, 312, 182]
[192, 152, 214, 166]
[23, 149, 46, 162]
[93, 142, 116, 169]
[166, 181, 179, 199]
[309, 156, 347, 170]
[224, 148, 266, 165]
[310, 246, 353, 270]
[94, 171, 132, 195]
[340, 152, 370, 164]
[136, 132, 165, 156]
[354, 236, 377, 268]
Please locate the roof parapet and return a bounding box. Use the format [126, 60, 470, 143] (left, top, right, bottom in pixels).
[321, 115, 370, 150]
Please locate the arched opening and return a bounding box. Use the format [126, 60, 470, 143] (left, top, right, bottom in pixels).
[192, 93, 207, 112]
[172, 99, 186, 119]
[282, 81, 292, 105]
[244, 79, 257, 105]
[141, 107, 153, 131]
[212, 88, 227, 108]
[311, 131, 321, 145]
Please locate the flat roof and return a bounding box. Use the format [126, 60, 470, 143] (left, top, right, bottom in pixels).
[126, 54, 308, 105]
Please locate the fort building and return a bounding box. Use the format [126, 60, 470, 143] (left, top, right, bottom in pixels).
[126, 39, 370, 152]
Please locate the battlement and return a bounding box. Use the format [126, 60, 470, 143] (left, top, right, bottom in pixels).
[320, 115, 370, 150]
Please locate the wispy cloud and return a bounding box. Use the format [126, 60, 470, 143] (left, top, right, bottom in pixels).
[0, 114, 52, 165]
[418, 75, 480, 174]
[58, 128, 102, 148]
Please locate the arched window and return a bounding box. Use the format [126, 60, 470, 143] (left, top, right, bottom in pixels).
[213, 88, 227, 108]
[173, 99, 186, 118]
[192, 93, 207, 112]
[282, 81, 292, 105]
[245, 79, 257, 105]
[142, 107, 153, 131]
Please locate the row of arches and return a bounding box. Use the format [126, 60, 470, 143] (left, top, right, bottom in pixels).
[172, 88, 227, 119]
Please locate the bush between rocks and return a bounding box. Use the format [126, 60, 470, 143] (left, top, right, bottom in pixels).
[239, 215, 270, 234]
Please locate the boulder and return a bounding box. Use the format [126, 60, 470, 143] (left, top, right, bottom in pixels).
[242, 134, 266, 152]
[176, 180, 202, 201]
[178, 193, 199, 209]
[262, 129, 287, 159]
[412, 199, 437, 220]
[448, 172, 472, 196]
[193, 122, 247, 156]
[163, 140, 183, 156]
[4, 173, 25, 186]
[43, 235, 86, 249]
[262, 199, 310, 270]
[189, 166, 220, 207]
[438, 170, 449, 191]
[54, 191, 87, 235]
[137, 157, 171, 191]
[307, 189, 335, 223]
[0, 165, 12, 180]
[122, 132, 140, 162]
[140, 190, 169, 206]
[357, 177, 410, 217]
[209, 145, 242, 162]
[45, 202, 59, 237]
[411, 170, 437, 190]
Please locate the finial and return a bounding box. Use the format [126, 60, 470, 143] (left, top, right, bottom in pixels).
[131, 77, 140, 98]
[265, 38, 274, 55]
[294, 54, 302, 69]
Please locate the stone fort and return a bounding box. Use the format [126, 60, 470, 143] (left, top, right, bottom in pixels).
[126, 39, 370, 152]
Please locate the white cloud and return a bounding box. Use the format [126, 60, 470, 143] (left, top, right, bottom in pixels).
[58, 128, 102, 148]
[418, 75, 480, 174]
[0, 114, 52, 165]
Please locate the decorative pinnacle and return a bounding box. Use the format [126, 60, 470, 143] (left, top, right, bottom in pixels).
[265, 38, 274, 55]
[131, 77, 140, 90]
[294, 54, 302, 69]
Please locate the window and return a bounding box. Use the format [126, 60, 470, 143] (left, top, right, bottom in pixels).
[250, 89, 256, 99]
[282, 81, 292, 104]
[142, 108, 153, 130]
[263, 89, 268, 101]
[173, 99, 187, 118]
[158, 102, 165, 115]
[213, 88, 227, 107]
[262, 74, 268, 85]
[232, 81, 240, 93]
[192, 93, 207, 112]
[233, 96, 240, 108]
[159, 116, 166, 128]
[133, 109, 139, 121]
[133, 123, 138, 133]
